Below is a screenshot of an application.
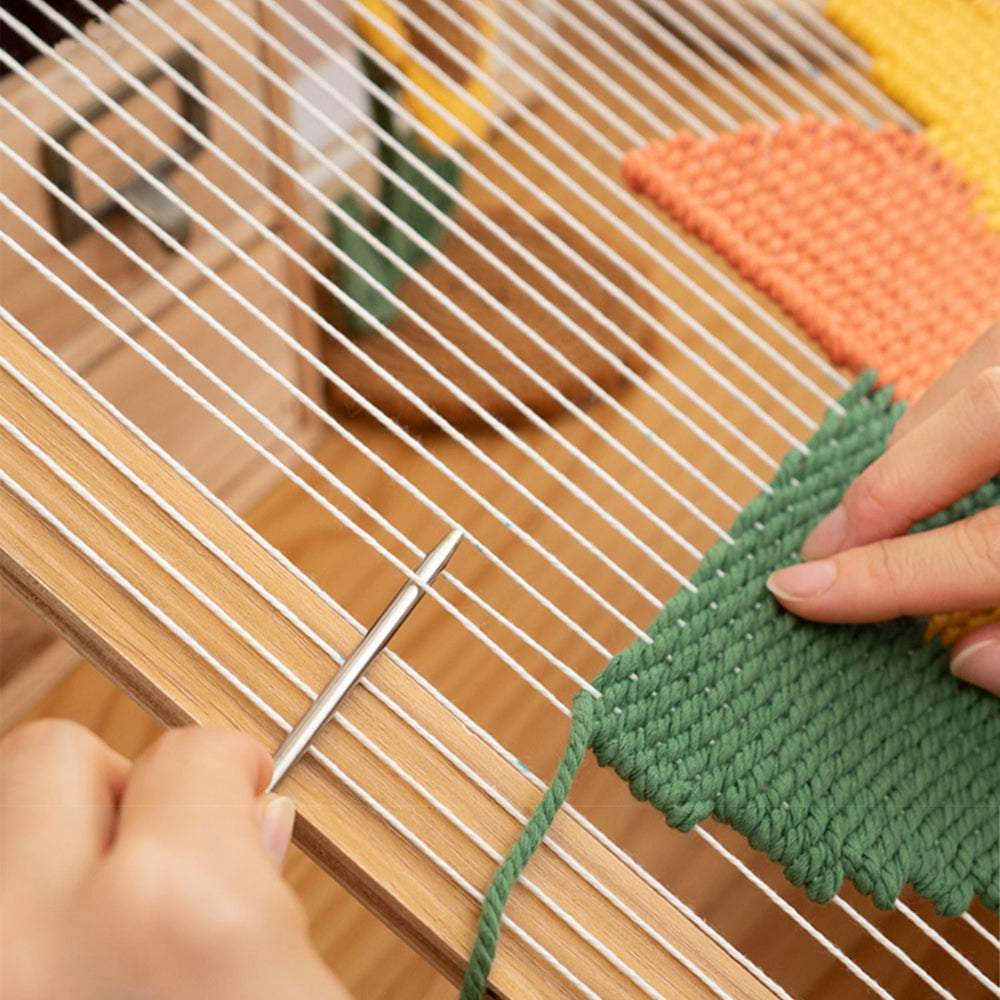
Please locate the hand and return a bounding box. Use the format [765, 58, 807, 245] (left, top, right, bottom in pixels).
[767, 325, 1000, 695]
[0, 721, 350, 1000]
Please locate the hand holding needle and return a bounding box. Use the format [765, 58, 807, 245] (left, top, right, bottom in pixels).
[267, 529, 462, 792]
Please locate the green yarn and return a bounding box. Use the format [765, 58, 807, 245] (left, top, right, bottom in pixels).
[331, 53, 462, 336]
[458, 691, 598, 1000]
[460, 373, 999, 998]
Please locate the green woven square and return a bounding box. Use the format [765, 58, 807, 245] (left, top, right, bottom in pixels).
[591, 373, 999, 915]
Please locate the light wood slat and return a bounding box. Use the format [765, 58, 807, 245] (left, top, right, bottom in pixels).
[0, 320, 777, 999]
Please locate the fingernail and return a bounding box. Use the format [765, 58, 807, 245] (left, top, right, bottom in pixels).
[766, 560, 837, 601]
[801, 505, 848, 560]
[951, 641, 1000, 687]
[260, 796, 296, 872]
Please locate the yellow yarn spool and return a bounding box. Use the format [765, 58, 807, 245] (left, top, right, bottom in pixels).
[354, 0, 497, 151]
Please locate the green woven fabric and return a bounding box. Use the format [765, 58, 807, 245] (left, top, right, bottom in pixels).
[592, 372, 999, 916]
[459, 373, 999, 998]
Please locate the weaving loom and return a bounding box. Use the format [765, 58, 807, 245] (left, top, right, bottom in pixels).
[1, 1, 997, 998]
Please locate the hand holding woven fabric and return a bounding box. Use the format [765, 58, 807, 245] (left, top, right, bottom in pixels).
[768, 325, 1000, 694]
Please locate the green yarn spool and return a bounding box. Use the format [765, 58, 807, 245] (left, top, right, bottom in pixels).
[459, 373, 1000, 998]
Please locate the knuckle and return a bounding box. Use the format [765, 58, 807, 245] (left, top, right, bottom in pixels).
[847, 464, 900, 524]
[859, 540, 915, 615]
[0, 719, 102, 768]
[864, 539, 895, 589]
[967, 366, 1000, 428]
[964, 507, 1000, 575]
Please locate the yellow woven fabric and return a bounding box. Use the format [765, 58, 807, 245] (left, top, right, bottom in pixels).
[927, 607, 1000, 648]
[826, 0, 1000, 229]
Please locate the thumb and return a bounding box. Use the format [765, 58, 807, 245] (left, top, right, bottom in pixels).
[951, 623, 1000, 695]
[256, 794, 296, 872]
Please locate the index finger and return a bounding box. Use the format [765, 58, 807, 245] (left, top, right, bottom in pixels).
[888, 322, 1000, 447]
[768, 507, 1000, 622]
[114, 727, 272, 855]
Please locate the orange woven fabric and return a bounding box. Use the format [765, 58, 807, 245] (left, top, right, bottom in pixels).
[623, 117, 1000, 401]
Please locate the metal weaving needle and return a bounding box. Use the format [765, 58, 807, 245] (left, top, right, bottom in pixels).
[267, 528, 463, 792]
